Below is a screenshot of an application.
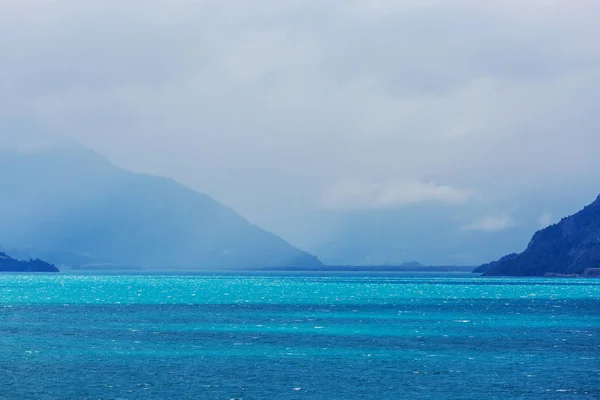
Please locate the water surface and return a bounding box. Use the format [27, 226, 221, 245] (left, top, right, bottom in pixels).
[1, 273, 598, 399]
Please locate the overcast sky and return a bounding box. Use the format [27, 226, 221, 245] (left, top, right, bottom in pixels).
[1, 0, 599, 249]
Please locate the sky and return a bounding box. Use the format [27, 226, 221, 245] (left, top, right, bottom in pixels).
[1, 0, 600, 264]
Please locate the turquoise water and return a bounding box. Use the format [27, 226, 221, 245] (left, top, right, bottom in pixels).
[0, 273, 598, 399]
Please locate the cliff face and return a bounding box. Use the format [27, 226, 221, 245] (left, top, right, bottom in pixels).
[0, 252, 59, 272]
[479, 195, 600, 276]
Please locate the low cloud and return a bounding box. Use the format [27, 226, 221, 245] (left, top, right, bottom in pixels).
[461, 214, 514, 233]
[539, 212, 553, 227]
[322, 180, 473, 210]
[0, 0, 599, 253]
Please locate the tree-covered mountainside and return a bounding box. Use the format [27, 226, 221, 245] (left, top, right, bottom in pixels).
[0, 147, 323, 270]
[477, 194, 600, 276]
[0, 252, 59, 272]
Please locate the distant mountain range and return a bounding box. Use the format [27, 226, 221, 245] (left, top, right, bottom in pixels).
[477, 194, 600, 276]
[0, 252, 58, 272]
[0, 146, 323, 270]
[5, 146, 600, 276]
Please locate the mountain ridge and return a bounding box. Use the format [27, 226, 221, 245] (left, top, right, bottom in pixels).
[0, 146, 323, 270]
[0, 252, 59, 272]
[477, 194, 600, 276]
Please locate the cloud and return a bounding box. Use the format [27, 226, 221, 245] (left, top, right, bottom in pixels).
[461, 214, 514, 233]
[322, 180, 473, 210]
[539, 212, 553, 227]
[0, 0, 599, 250]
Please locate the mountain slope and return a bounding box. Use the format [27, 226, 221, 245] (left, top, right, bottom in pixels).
[0, 147, 322, 269]
[478, 194, 600, 276]
[0, 252, 58, 272]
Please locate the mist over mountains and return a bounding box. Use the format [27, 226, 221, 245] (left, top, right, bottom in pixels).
[0, 146, 322, 269]
[1, 0, 600, 271]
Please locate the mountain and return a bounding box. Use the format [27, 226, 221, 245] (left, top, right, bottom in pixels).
[0, 252, 59, 272]
[0, 146, 323, 270]
[477, 194, 600, 276]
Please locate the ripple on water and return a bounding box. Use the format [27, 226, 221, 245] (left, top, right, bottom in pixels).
[0, 273, 598, 399]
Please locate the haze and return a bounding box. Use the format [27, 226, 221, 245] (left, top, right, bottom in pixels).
[1, 0, 599, 265]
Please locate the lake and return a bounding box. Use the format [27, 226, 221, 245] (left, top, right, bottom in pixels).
[0, 273, 598, 399]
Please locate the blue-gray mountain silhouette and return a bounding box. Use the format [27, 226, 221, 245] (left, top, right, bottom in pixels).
[0, 252, 58, 272]
[476, 194, 600, 276]
[0, 147, 322, 269]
